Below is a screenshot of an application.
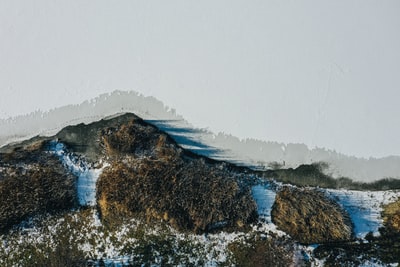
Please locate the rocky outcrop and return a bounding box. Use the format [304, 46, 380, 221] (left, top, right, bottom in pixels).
[96, 118, 258, 233]
[271, 186, 353, 244]
[0, 141, 77, 232]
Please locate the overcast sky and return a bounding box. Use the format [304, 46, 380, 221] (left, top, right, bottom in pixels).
[0, 0, 399, 158]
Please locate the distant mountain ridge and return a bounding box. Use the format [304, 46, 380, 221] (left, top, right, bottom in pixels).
[1, 90, 399, 182]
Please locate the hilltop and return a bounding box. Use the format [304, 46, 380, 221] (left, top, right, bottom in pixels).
[2, 91, 400, 183]
[0, 113, 399, 266]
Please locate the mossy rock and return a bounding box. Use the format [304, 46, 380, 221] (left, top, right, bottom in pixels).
[271, 186, 352, 244]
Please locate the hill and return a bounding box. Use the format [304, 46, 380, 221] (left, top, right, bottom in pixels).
[0, 113, 399, 266]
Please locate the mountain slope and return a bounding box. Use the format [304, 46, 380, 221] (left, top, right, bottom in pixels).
[0, 112, 399, 266]
[0, 141, 76, 233]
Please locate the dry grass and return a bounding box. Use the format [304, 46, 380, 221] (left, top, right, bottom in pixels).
[97, 156, 257, 233]
[96, 119, 257, 233]
[271, 186, 352, 244]
[227, 233, 294, 267]
[382, 197, 400, 233]
[0, 144, 77, 233]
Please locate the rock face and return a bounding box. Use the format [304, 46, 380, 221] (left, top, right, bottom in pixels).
[96, 118, 258, 233]
[0, 141, 77, 233]
[271, 186, 353, 244]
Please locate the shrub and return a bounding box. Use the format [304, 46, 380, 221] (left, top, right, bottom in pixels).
[228, 234, 294, 267]
[97, 156, 257, 233]
[271, 186, 352, 244]
[97, 119, 258, 233]
[0, 145, 77, 233]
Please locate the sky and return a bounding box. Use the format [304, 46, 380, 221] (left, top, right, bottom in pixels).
[0, 0, 399, 158]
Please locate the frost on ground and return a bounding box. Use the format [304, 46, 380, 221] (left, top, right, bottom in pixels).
[323, 189, 400, 238]
[2, 140, 398, 265]
[49, 141, 108, 206]
[1, 173, 399, 266]
[0, 208, 289, 266]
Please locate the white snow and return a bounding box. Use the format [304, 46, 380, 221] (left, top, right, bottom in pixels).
[49, 141, 108, 206]
[297, 244, 325, 267]
[323, 189, 400, 238]
[359, 260, 398, 267]
[76, 167, 107, 206]
[251, 184, 276, 223]
[251, 182, 400, 241]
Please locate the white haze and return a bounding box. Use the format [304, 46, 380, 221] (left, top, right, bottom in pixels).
[1, 1, 400, 159]
[1, 91, 400, 182]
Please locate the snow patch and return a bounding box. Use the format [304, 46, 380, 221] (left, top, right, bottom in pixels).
[49, 141, 109, 206]
[323, 189, 400, 238]
[251, 184, 276, 223]
[296, 244, 325, 267]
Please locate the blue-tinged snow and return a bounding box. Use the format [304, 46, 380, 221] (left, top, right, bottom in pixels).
[323, 189, 400, 238]
[49, 141, 108, 206]
[251, 182, 400, 241]
[251, 184, 276, 223]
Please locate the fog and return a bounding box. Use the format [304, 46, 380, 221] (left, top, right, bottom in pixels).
[1, 91, 399, 182]
[1, 1, 399, 159]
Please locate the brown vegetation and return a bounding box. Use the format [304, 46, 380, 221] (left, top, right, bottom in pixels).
[0, 141, 77, 233]
[97, 119, 257, 233]
[313, 198, 400, 265]
[100, 118, 164, 156]
[271, 186, 352, 244]
[263, 163, 400, 191]
[55, 113, 143, 162]
[382, 197, 400, 233]
[228, 234, 294, 267]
